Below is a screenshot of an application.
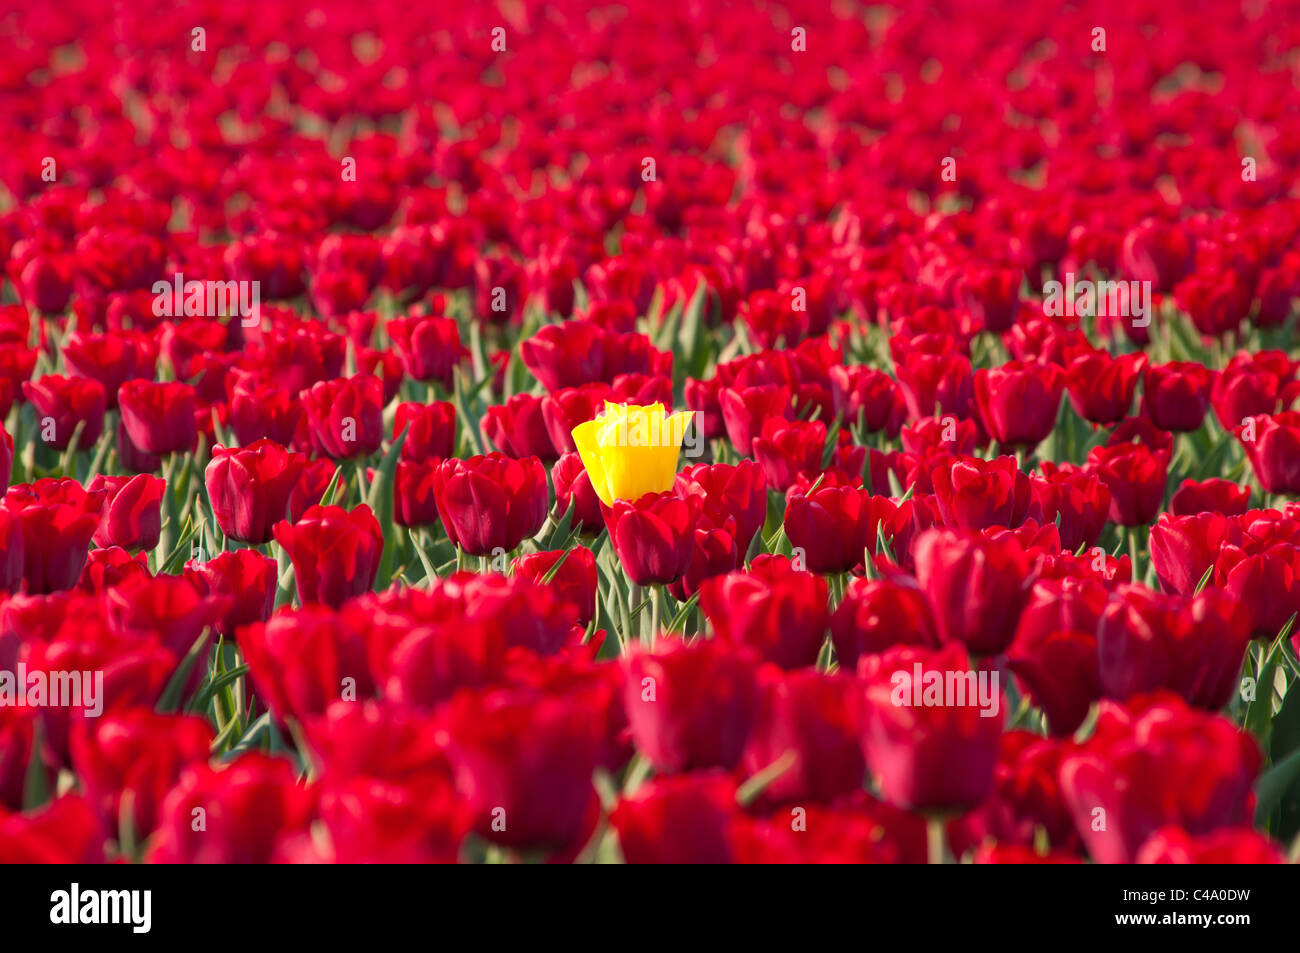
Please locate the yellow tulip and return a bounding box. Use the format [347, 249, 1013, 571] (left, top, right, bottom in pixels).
[572, 401, 695, 506]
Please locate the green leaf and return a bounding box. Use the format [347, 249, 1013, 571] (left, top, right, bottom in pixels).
[735, 750, 797, 807]
[667, 590, 701, 633]
[540, 547, 572, 583]
[451, 370, 485, 457]
[187, 664, 250, 715]
[366, 423, 410, 591]
[21, 718, 49, 811]
[1246, 615, 1297, 741]
[1255, 747, 1300, 827]
[156, 632, 213, 714]
[820, 414, 842, 470]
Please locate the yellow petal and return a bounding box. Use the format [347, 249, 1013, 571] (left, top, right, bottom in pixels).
[572, 418, 614, 506]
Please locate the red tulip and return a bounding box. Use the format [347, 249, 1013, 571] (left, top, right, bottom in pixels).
[1058, 695, 1260, 864]
[622, 637, 758, 773]
[551, 451, 605, 533]
[300, 375, 384, 460]
[23, 375, 106, 450]
[440, 688, 601, 851]
[241, 605, 375, 722]
[386, 315, 460, 387]
[858, 643, 1003, 812]
[431, 453, 549, 557]
[931, 455, 1029, 531]
[118, 379, 197, 455]
[393, 400, 456, 462]
[830, 576, 938, 668]
[206, 439, 307, 544]
[184, 549, 277, 639]
[1085, 442, 1170, 527]
[913, 527, 1033, 656]
[605, 491, 700, 586]
[86, 473, 164, 551]
[272, 504, 383, 607]
[2, 479, 104, 593]
[1141, 361, 1214, 433]
[1238, 411, 1300, 494]
[1064, 350, 1145, 425]
[700, 554, 829, 669]
[147, 753, 316, 863]
[69, 707, 212, 838]
[610, 773, 740, 864]
[511, 547, 598, 629]
[974, 361, 1063, 449]
[741, 668, 864, 806]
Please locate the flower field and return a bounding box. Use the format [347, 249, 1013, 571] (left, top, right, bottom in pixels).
[2, 0, 1300, 868]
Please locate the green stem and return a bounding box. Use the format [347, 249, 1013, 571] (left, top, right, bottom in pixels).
[927, 817, 950, 865]
[649, 586, 661, 648]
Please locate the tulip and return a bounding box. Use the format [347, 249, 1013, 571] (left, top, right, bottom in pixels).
[272, 504, 383, 607]
[2, 478, 105, 593]
[605, 491, 700, 586]
[1007, 627, 1099, 736]
[1085, 442, 1170, 526]
[0, 795, 106, 863]
[519, 321, 605, 391]
[147, 754, 316, 863]
[1058, 695, 1260, 864]
[430, 453, 548, 556]
[1136, 827, 1285, 864]
[205, 440, 307, 544]
[393, 400, 456, 462]
[858, 643, 1002, 812]
[184, 549, 277, 639]
[623, 638, 758, 773]
[1121, 218, 1192, 291]
[1214, 544, 1300, 640]
[241, 605, 374, 722]
[830, 576, 939, 668]
[1026, 463, 1111, 552]
[700, 555, 829, 669]
[667, 516, 742, 601]
[676, 459, 765, 546]
[913, 527, 1032, 657]
[300, 375, 384, 460]
[947, 732, 1079, 855]
[440, 688, 601, 851]
[1064, 350, 1145, 425]
[512, 547, 598, 628]
[23, 375, 106, 451]
[1168, 477, 1251, 517]
[117, 380, 198, 456]
[829, 365, 905, 436]
[227, 370, 305, 448]
[974, 361, 1064, 450]
[1141, 361, 1214, 433]
[69, 708, 212, 838]
[752, 418, 826, 492]
[385, 315, 461, 387]
[551, 451, 605, 533]
[483, 392, 558, 461]
[571, 401, 695, 506]
[610, 773, 740, 864]
[1238, 411, 1300, 494]
[1148, 511, 1233, 595]
[931, 455, 1029, 531]
[719, 383, 791, 456]
[783, 484, 872, 575]
[741, 669, 864, 805]
[86, 473, 164, 551]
